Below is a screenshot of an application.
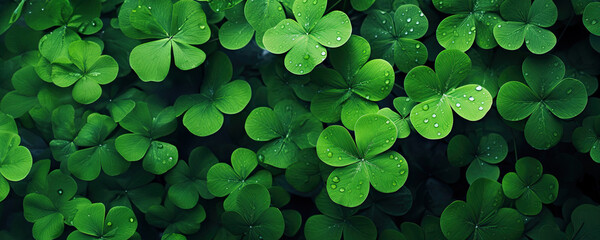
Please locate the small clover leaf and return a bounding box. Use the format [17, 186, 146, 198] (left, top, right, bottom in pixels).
[405, 49, 493, 139]
[119, 0, 211, 81]
[25, 0, 103, 35]
[573, 116, 600, 163]
[218, 4, 254, 50]
[175, 52, 252, 137]
[206, 148, 273, 210]
[493, 0, 558, 54]
[317, 113, 408, 207]
[145, 199, 206, 235]
[447, 133, 508, 184]
[440, 178, 524, 240]
[263, 0, 352, 74]
[310, 35, 395, 129]
[378, 97, 417, 139]
[361, 4, 429, 73]
[501, 157, 559, 215]
[245, 100, 322, 168]
[68, 203, 138, 240]
[0, 112, 33, 202]
[583, 2, 600, 36]
[497, 55, 588, 149]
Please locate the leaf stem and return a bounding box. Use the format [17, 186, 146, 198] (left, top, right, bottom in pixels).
[394, 83, 404, 90]
[326, 0, 343, 12]
[557, 14, 574, 44]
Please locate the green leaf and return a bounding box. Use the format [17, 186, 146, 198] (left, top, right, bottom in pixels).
[410, 99, 453, 139]
[446, 84, 493, 121]
[172, 41, 206, 70]
[73, 203, 105, 237]
[496, 81, 540, 121]
[354, 114, 397, 158]
[583, 2, 600, 36]
[524, 106, 562, 150]
[436, 14, 475, 52]
[304, 215, 343, 239]
[115, 133, 151, 161]
[142, 141, 178, 175]
[0, 146, 32, 182]
[317, 125, 359, 167]
[104, 206, 138, 239]
[182, 101, 224, 137]
[129, 39, 171, 82]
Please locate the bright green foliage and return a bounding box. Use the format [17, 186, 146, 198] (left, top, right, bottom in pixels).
[304, 190, 377, 240]
[351, 0, 375, 11]
[0, 112, 33, 202]
[175, 52, 251, 137]
[317, 113, 408, 207]
[501, 157, 559, 215]
[583, 2, 600, 36]
[405, 49, 493, 139]
[221, 184, 285, 240]
[440, 178, 524, 240]
[245, 100, 322, 168]
[447, 133, 508, 184]
[219, 0, 286, 49]
[361, 4, 429, 72]
[310, 35, 395, 129]
[432, 0, 502, 51]
[67, 203, 137, 240]
[24, 0, 103, 34]
[497, 55, 588, 149]
[1, 66, 51, 117]
[206, 148, 273, 210]
[119, 0, 211, 82]
[165, 147, 217, 209]
[378, 97, 416, 138]
[493, 0, 558, 54]
[573, 116, 600, 163]
[218, 4, 254, 50]
[263, 0, 352, 74]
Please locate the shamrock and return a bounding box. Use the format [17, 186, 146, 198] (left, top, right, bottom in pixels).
[583, 2, 600, 36]
[284, 149, 332, 193]
[145, 199, 206, 235]
[573, 116, 600, 163]
[304, 190, 377, 240]
[245, 100, 322, 168]
[67, 113, 129, 181]
[221, 184, 285, 240]
[261, 59, 317, 106]
[174, 52, 251, 137]
[67, 203, 137, 240]
[23, 169, 91, 240]
[493, 0, 558, 54]
[50, 40, 119, 104]
[360, 4, 429, 72]
[377, 97, 417, 139]
[206, 148, 273, 210]
[48, 105, 85, 165]
[432, 0, 502, 51]
[310, 35, 395, 129]
[440, 178, 524, 240]
[570, 204, 600, 239]
[24, 0, 103, 35]
[496, 55, 588, 149]
[0, 112, 33, 202]
[502, 157, 559, 215]
[0, 66, 47, 118]
[447, 133, 508, 184]
[114, 102, 179, 175]
[119, 0, 211, 82]
[165, 147, 218, 209]
[404, 49, 493, 139]
[317, 113, 408, 207]
[36, 26, 81, 76]
[263, 0, 352, 74]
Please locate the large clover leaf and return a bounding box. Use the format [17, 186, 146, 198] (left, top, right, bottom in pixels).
[245, 100, 322, 168]
[493, 0, 558, 54]
[361, 4, 429, 73]
[497, 55, 588, 149]
[24, 0, 103, 35]
[573, 116, 600, 163]
[166, 146, 218, 209]
[174, 52, 251, 137]
[404, 49, 493, 139]
[440, 178, 524, 240]
[0, 112, 33, 202]
[584, 2, 600, 36]
[119, 0, 211, 82]
[447, 133, 508, 184]
[310, 35, 395, 129]
[316, 113, 408, 207]
[263, 0, 352, 74]
[115, 102, 179, 175]
[432, 0, 502, 51]
[67, 203, 137, 240]
[502, 157, 559, 215]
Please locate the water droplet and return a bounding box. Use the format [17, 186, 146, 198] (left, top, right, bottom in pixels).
[567, 89, 572, 94]
[434, 123, 439, 128]
[423, 118, 429, 123]
[332, 176, 340, 183]
[321, 51, 326, 56]
[400, 170, 405, 175]
[330, 184, 337, 189]
[107, 221, 113, 226]
[478, 106, 484, 111]
[548, 193, 554, 199]
[497, 24, 502, 28]
[468, 96, 475, 101]
[129, 218, 134, 223]
[258, 154, 265, 162]
[336, 36, 341, 41]
[455, 103, 461, 107]
[303, 54, 309, 60]
[339, 188, 345, 192]
[57, 189, 63, 195]
[327, 152, 333, 157]
[475, 85, 483, 91]
[422, 104, 429, 111]
[407, 18, 412, 23]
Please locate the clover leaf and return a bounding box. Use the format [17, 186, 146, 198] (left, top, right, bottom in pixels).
[0, 0, 25, 34]
[360, 188, 413, 231]
[261, 59, 317, 106]
[404, 49, 493, 139]
[221, 184, 285, 240]
[166, 146, 218, 209]
[49, 105, 84, 164]
[284, 149, 332, 193]
[245, 100, 322, 168]
[493, 0, 558, 54]
[119, 0, 211, 82]
[263, 0, 352, 74]
[68, 113, 129, 181]
[447, 133, 508, 184]
[317, 113, 408, 207]
[23, 169, 91, 240]
[0, 66, 46, 118]
[218, 4, 254, 50]
[175, 52, 251, 137]
[310, 35, 395, 129]
[502, 157, 559, 216]
[304, 190, 377, 240]
[67, 203, 137, 240]
[573, 116, 600, 163]
[440, 178, 524, 240]
[145, 199, 206, 235]
[24, 0, 103, 35]
[377, 97, 417, 139]
[115, 102, 179, 175]
[49, 40, 119, 104]
[432, 0, 502, 51]
[570, 204, 600, 239]
[0, 112, 33, 202]
[206, 148, 273, 210]
[583, 2, 600, 36]
[497, 55, 588, 149]
[361, 4, 429, 72]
